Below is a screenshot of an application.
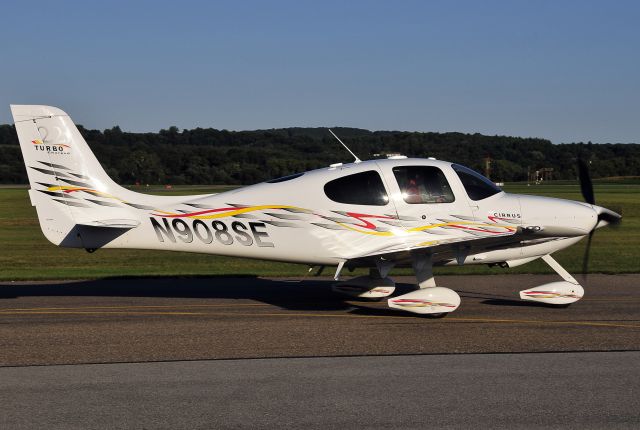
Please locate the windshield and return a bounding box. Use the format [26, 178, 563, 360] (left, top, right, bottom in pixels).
[452, 164, 502, 201]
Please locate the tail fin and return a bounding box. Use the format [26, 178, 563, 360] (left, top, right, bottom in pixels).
[11, 105, 143, 248]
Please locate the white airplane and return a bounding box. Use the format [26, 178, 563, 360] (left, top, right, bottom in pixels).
[11, 105, 621, 317]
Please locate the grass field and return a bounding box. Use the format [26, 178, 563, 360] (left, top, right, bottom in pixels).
[0, 182, 638, 280]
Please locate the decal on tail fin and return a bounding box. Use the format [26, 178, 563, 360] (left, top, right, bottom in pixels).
[11, 105, 150, 247]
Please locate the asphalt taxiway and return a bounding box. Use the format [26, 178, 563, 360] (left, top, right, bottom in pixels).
[1, 274, 638, 428]
[0, 274, 638, 366]
[1, 352, 638, 429]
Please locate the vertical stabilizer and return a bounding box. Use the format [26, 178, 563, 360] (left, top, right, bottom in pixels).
[11, 105, 140, 246]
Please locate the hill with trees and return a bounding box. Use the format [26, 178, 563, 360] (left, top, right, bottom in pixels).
[0, 124, 638, 185]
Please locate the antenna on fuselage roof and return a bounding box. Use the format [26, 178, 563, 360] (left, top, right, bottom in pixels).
[328, 129, 362, 164]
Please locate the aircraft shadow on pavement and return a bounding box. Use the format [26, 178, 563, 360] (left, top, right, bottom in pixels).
[0, 276, 554, 312]
[481, 298, 570, 308]
[0, 276, 415, 312]
[455, 290, 561, 309]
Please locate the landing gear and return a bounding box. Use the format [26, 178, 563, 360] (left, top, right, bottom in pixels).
[333, 253, 461, 316]
[519, 254, 584, 306]
[334, 251, 582, 316]
[424, 312, 448, 319]
[387, 252, 461, 317]
[388, 286, 460, 316]
[332, 268, 396, 299]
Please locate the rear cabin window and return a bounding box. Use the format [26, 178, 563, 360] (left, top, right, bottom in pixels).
[452, 164, 502, 201]
[324, 170, 389, 206]
[393, 166, 455, 204]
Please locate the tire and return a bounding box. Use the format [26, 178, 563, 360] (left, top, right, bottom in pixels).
[423, 312, 448, 319]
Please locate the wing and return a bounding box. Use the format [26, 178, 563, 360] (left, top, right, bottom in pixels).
[346, 224, 524, 267]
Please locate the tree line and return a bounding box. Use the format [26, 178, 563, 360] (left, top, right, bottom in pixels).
[0, 123, 638, 184]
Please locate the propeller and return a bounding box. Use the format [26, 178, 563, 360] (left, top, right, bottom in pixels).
[578, 158, 595, 278]
[581, 230, 594, 279]
[577, 158, 595, 205]
[577, 158, 622, 279]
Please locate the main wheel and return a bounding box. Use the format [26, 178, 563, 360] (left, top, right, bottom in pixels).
[423, 312, 448, 319]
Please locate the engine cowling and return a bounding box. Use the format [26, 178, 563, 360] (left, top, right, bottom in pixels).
[519, 281, 584, 305]
[388, 287, 461, 315]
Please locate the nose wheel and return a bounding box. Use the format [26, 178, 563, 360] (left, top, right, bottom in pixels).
[519, 254, 584, 306]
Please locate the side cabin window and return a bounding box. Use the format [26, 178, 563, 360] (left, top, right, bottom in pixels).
[324, 170, 389, 206]
[393, 166, 455, 204]
[452, 164, 502, 201]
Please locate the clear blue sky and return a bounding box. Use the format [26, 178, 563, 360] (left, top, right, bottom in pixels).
[1, 0, 638, 143]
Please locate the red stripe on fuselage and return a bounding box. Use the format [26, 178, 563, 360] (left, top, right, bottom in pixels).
[345, 212, 393, 230]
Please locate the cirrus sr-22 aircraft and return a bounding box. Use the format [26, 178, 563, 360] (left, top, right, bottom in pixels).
[11, 105, 622, 317]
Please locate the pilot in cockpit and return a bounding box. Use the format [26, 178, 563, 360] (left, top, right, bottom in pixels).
[403, 170, 448, 204]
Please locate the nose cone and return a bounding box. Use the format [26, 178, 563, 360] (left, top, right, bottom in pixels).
[518, 195, 598, 236]
[593, 205, 622, 229]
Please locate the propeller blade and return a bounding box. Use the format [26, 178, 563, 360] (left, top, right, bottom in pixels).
[576, 159, 621, 282]
[577, 159, 595, 205]
[582, 229, 595, 282]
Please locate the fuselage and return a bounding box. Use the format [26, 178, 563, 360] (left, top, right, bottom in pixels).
[114, 157, 604, 268]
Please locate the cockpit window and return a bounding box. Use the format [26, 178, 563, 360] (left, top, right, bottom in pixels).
[392, 166, 455, 204]
[324, 170, 389, 206]
[452, 164, 502, 201]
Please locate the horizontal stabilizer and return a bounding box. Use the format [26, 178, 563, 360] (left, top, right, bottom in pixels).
[77, 219, 141, 229]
